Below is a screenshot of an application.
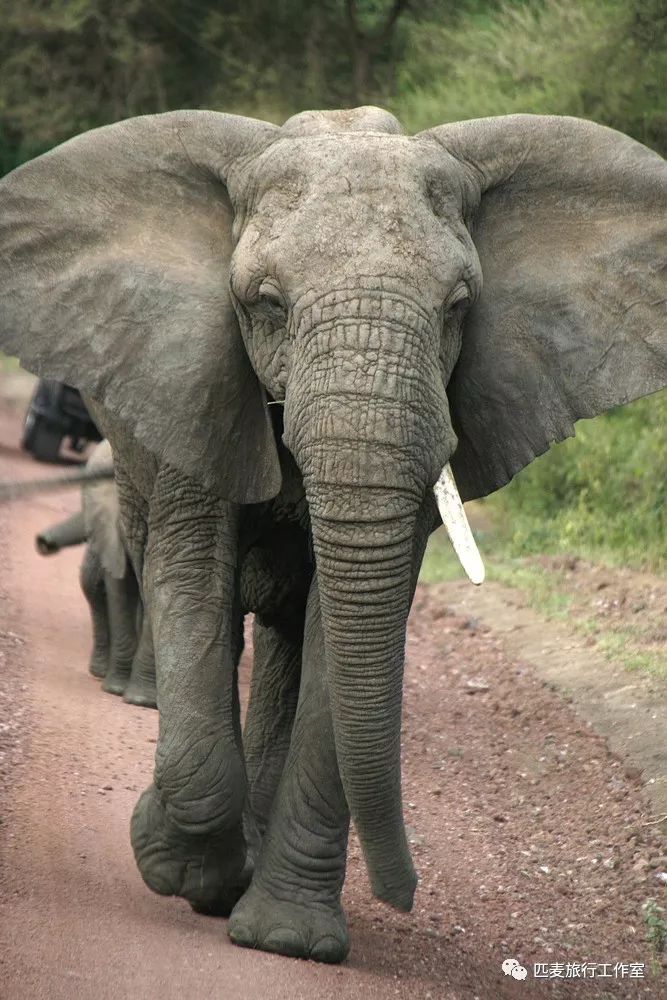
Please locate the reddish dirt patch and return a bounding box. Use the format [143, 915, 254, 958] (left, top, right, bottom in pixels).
[0, 399, 665, 999]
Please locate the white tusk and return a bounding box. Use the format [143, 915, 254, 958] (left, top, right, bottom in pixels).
[433, 464, 485, 586]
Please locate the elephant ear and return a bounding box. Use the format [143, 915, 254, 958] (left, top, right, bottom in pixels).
[421, 115, 667, 501]
[0, 111, 281, 502]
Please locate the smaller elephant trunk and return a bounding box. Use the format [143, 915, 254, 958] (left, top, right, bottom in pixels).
[36, 509, 87, 554]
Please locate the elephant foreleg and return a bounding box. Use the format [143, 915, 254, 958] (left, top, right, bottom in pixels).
[130, 466, 249, 915]
[229, 576, 350, 963]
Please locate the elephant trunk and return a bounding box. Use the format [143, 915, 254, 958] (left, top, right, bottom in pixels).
[36, 508, 87, 554]
[284, 302, 453, 909]
[309, 497, 419, 908]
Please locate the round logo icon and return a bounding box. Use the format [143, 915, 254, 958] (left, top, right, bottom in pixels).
[502, 958, 528, 980]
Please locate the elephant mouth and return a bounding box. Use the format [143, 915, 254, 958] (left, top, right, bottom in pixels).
[433, 463, 485, 585]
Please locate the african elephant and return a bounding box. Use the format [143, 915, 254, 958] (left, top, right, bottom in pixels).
[0, 106, 664, 964]
[35, 440, 157, 708]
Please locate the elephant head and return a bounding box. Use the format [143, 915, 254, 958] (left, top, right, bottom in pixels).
[0, 106, 665, 911]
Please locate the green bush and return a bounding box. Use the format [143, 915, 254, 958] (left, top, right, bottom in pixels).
[486, 392, 667, 571]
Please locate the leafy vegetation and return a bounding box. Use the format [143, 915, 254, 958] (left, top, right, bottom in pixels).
[643, 898, 667, 973]
[487, 392, 667, 572]
[0, 0, 664, 571]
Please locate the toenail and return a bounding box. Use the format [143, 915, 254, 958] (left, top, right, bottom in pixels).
[228, 923, 256, 948]
[311, 935, 347, 964]
[263, 928, 306, 958]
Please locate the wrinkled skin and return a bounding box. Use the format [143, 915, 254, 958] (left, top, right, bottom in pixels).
[0, 106, 665, 963]
[37, 441, 157, 708]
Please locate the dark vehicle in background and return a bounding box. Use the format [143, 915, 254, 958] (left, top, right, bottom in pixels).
[22, 379, 102, 462]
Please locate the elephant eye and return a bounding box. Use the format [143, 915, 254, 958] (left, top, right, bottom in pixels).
[258, 280, 287, 311]
[447, 284, 470, 316]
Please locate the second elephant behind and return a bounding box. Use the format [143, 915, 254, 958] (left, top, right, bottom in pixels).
[37, 440, 156, 708]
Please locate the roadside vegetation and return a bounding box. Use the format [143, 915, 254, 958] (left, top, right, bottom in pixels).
[0, 0, 664, 576]
[488, 394, 667, 574]
[421, 528, 667, 679]
[643, 898, 667, 974]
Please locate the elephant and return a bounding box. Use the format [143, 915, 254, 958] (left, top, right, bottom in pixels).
[35, 440, 157, 708]
[0, 105, 664, 964]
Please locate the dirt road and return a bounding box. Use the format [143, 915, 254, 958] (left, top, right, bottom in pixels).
[0, 401, 665, 1000]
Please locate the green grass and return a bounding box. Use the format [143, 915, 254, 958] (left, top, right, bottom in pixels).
[643, 897, 667, 976]
[419, 530, 471, 584]
[422, 530, 573, 618]
[486, 557, 575, 619]
[595, 632, 666, 679]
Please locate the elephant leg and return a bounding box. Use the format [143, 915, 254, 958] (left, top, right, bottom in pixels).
[243, 615, 302, 837]
[229, 576, 350, 964]
[123, 604, 157, 709]
[101, 566, 139, 696]
[130, 466, 249, 915]
[79, 544, 110, 679]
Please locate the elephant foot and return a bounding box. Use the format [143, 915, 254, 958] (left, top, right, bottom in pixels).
[123, 678, 157, 709]
[131, 784, 249, 915]
[101, 668, 130, 695]
[89, 653, 108, 679]
[229, 881, 349, 963]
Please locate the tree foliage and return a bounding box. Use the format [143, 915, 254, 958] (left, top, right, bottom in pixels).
[1, 0, 663, 160]
[0, 0, 421, 162]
